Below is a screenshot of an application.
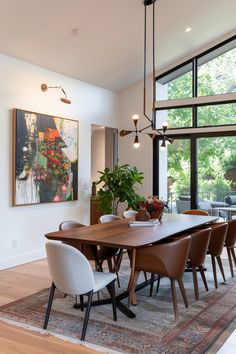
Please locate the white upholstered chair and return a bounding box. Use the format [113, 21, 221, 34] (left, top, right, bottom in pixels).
[44, 242, 117, 341]
[99, 214, 121, 223]
[123, 210, 137, 218]
[99, 214, 122, 286]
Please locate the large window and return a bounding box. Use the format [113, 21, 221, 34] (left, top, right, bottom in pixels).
[154, 36, 236, 211]
[155, 36, 236, 129]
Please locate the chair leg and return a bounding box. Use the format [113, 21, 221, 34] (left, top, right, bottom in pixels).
[107, 258, 113, 272]
[80, 291, 93, 341]
[227, 247, 234, 277]
[112, 253, 121, 288]
[156, 275, 161, 293]
[80, 295, 84, 312]
[231, 247, 236, 266]
[115, 249, 124, 271]
[199, 265, 208, 291]
[106, 280, 117, 321]
[216, 256, 226, 283]
[149, 273, 155, 297]
[143, 271, 148, 283]
[43, 282, 56, 329]
[211, 256, 218, 289]
[170, 279, 179, 320]
[192, 266, 199, 301]
[177, 277, 188, 308]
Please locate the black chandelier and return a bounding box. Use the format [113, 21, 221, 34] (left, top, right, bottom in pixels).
[120, 0, 173, 149]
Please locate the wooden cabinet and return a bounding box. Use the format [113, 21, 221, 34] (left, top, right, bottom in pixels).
[90, 197, 103, 225]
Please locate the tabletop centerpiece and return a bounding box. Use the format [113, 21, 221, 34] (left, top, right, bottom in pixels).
[136, 196, 168, 221]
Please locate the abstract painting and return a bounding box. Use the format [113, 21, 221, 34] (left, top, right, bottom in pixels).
[13, 109, 78, 206]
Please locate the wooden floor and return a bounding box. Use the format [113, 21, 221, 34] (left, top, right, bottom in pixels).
[0, 260, 101, 354]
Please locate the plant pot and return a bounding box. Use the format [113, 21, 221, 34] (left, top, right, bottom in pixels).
[135, 209, 150, 221]
[150, 211, 163, 221]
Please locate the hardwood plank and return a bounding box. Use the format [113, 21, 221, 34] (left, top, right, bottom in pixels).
[0, 321, 101, 354]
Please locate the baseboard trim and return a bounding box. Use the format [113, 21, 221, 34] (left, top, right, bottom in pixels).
[0, 249, 46, 270]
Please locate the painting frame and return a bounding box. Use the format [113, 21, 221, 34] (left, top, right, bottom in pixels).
[13, 108, 78, 206]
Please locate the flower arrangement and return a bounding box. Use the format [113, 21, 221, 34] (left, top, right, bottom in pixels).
[138, 196, 168, 219]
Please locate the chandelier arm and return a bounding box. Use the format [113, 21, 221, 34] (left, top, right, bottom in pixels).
[144, 113, 152, 123]
[139, 124, 152, 133]
[154, 129, 167, 138]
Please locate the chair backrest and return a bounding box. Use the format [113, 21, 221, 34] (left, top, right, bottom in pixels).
[123, 210, 137, 219]
[45, 242, 95, 296]
[225, 219, 236, 248]
[59, 220, 85, 230]
[208, 223, 228, 256]
[182, 209, 210, 216]
[136, 237, 191, 279]
[188, 228, 212, 266]
[99, 214, 121, 223]
[59, 220, 94, 260]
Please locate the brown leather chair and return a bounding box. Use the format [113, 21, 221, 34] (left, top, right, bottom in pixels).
[158, 228, 212, 301]
[130, 237, 191, 320]
[207, 222, 228, 288]
[187, 228, 212, 300]
[182, 209, 210, 216]
[224, 219, 236, 277]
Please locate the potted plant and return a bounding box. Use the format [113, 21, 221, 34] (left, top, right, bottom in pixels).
[96, 164, 144, 215]
[138, 196, 168, 220]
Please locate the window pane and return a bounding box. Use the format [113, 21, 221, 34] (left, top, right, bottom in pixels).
[198, 103, 236, 126]
[156, 63, 192, 101]
[156, 107, 192, 129]
[198, 46, 236, 96]
[197, 136, 236, 216]
[166, 139, 191, 213]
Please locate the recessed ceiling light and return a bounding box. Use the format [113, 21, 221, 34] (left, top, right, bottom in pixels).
[100, 126, 105, 129]
[185, 27, 192, 33]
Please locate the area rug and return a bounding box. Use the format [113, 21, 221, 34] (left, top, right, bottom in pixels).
[0, 258, 236, 354]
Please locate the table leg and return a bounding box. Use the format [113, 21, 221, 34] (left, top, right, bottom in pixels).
[127, 248, 137, 306]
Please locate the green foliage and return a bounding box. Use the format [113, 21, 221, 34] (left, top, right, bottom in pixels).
[96, 164, 144, 214]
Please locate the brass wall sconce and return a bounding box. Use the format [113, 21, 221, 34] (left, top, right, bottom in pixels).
[41, 83, 71, 104]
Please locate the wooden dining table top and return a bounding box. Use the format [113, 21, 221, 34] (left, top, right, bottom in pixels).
[45, 213, 217, 249]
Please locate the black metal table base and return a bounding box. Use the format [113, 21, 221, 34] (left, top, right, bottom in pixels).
[73, 277, 155, 318]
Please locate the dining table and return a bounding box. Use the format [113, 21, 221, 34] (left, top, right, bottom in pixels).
[45, 213, 217, 318]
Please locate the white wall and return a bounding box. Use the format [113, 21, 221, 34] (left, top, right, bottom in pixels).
[91, 129, 105, 183]
[0, 53, 119, 269]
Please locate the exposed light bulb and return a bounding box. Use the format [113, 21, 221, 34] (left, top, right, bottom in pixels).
[162, 121, 168, 128]
[132, 114, 139, 121]
[160, 139, 166, 151]
[132, 114, 139, 128]
[133, 135, 140, 148]
[185, 27, 192, 33]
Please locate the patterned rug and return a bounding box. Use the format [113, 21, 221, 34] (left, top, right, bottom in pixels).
[0, 257, 236, 354]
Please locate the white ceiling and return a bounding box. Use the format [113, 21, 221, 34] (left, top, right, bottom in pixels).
[0, 0, 235, 92]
